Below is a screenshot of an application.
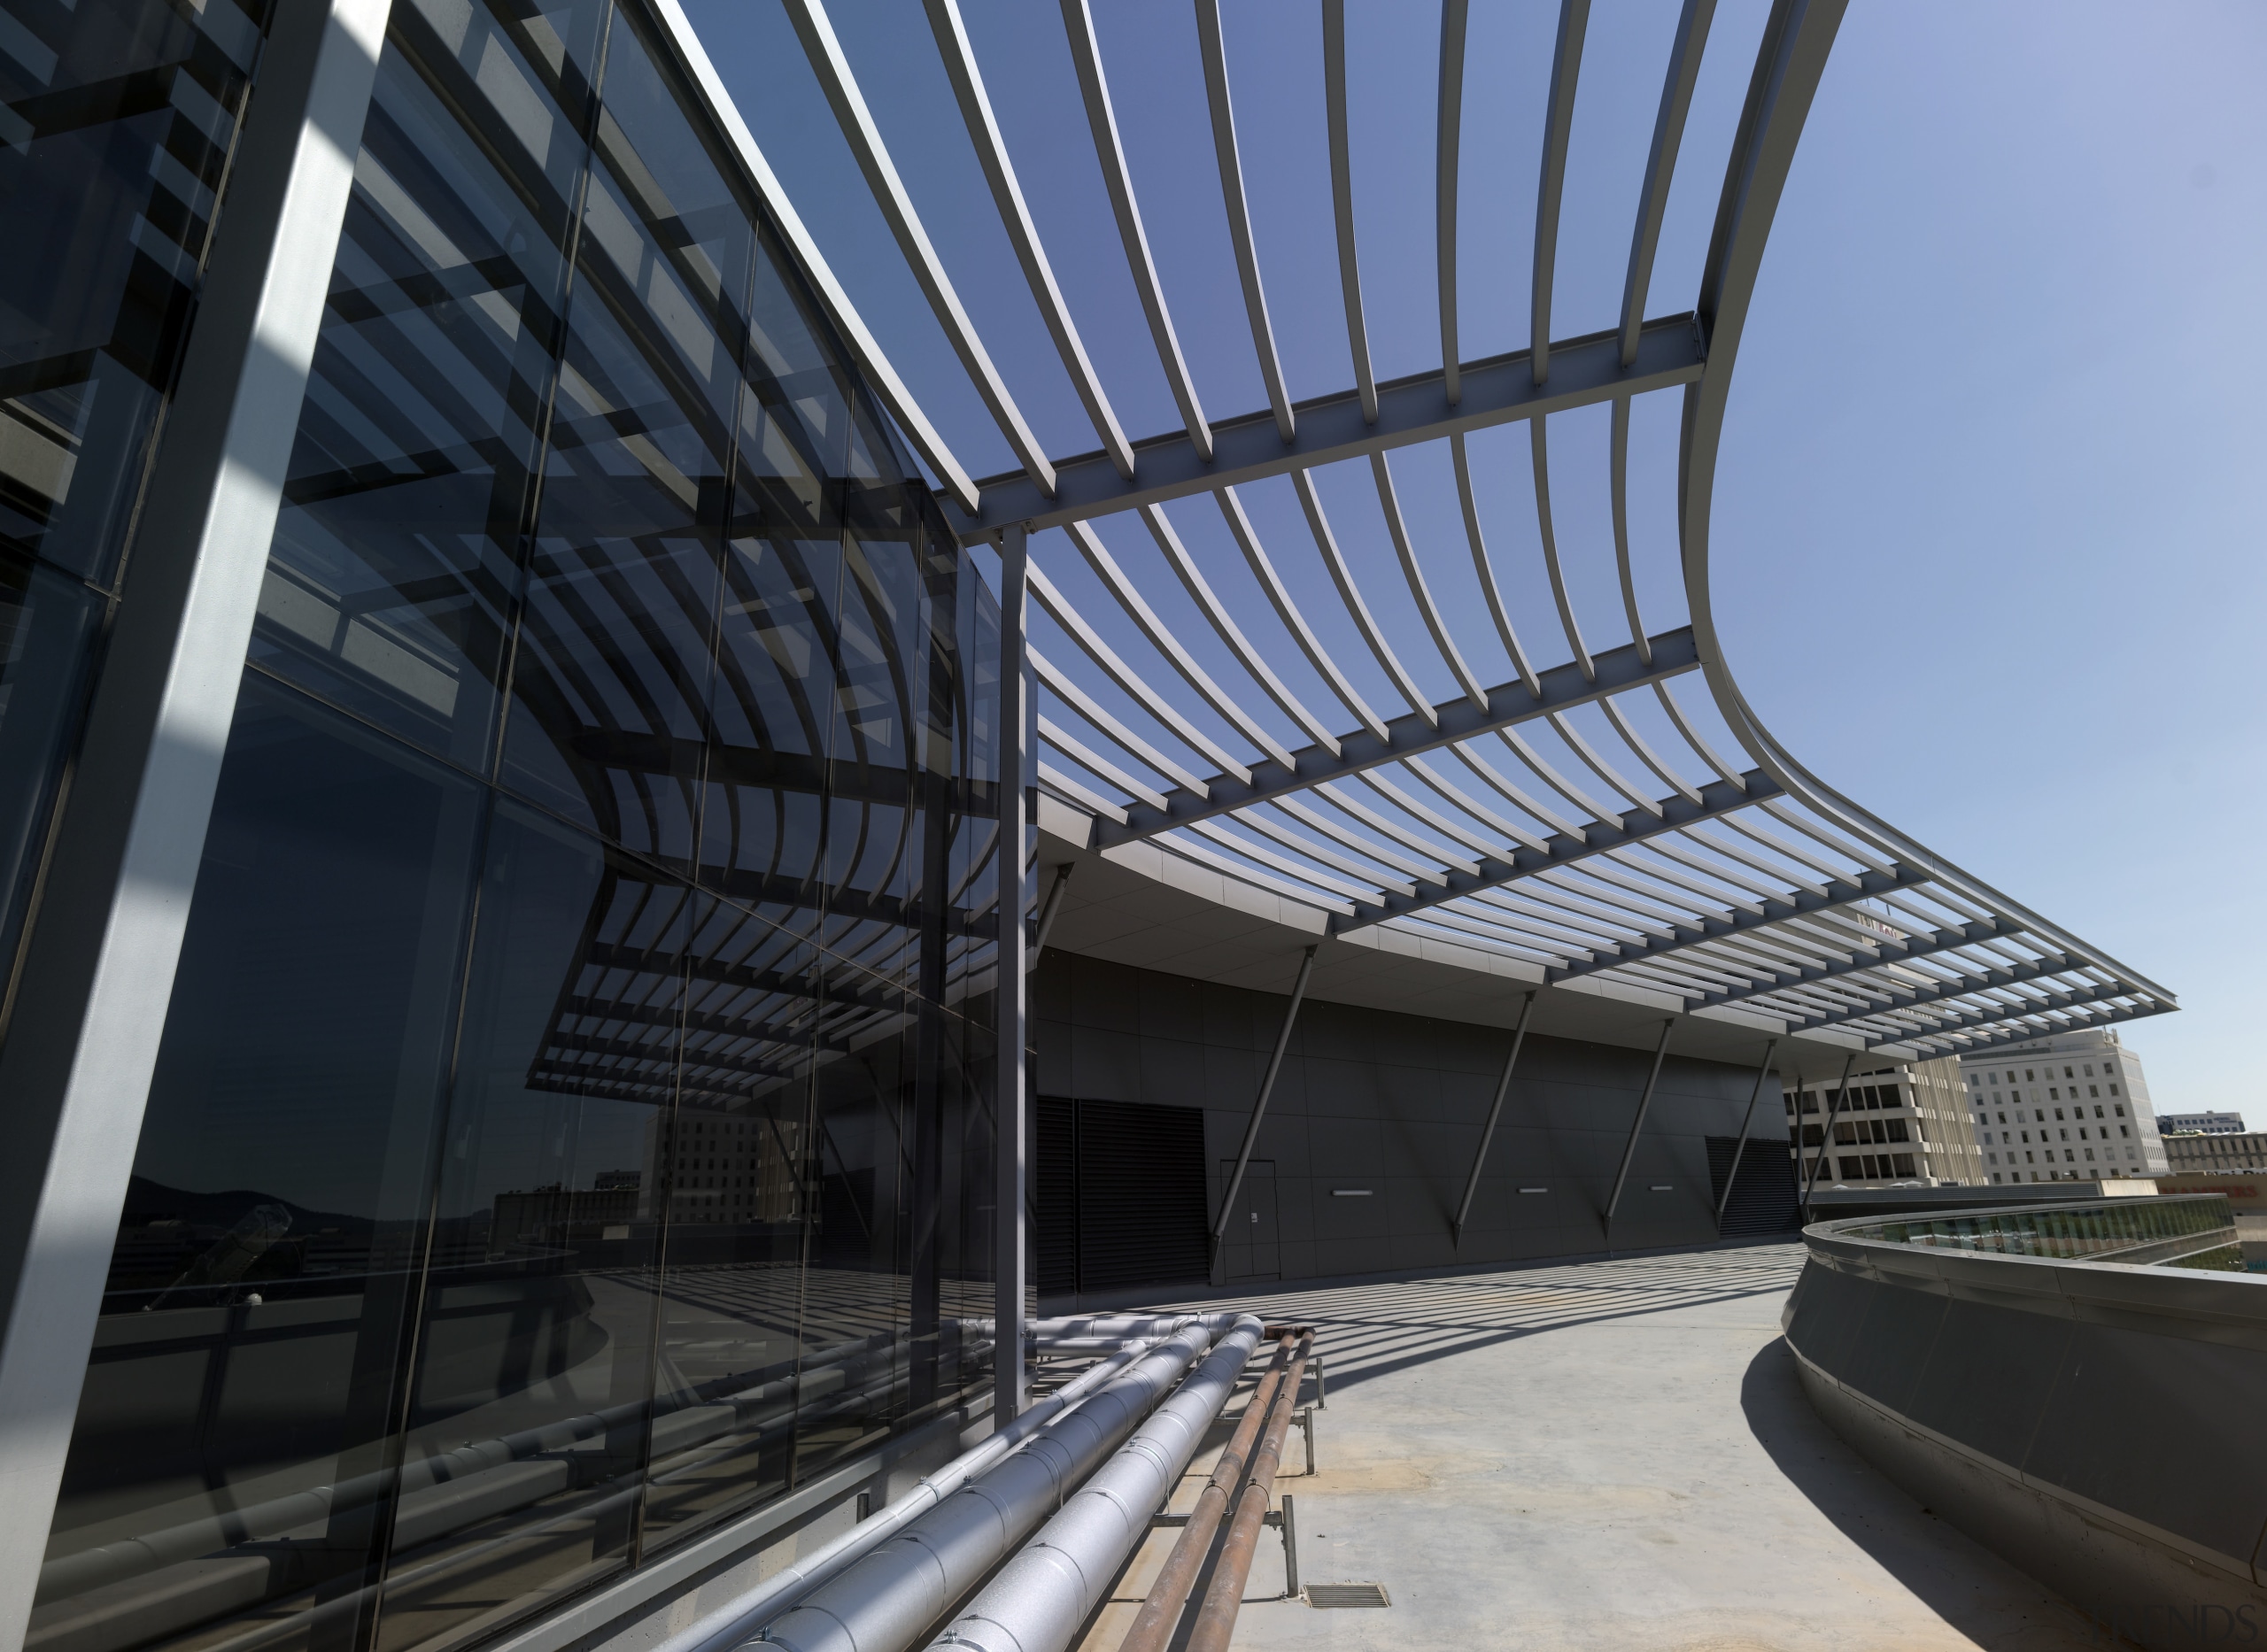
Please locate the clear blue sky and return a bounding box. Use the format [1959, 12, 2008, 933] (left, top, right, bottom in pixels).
[685, 0, 2267, 1116]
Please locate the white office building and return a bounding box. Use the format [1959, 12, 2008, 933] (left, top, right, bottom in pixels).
[1788, 1056, 1983, 1189]
[2159, 1111, 2248, 1135]
[1961, 1029, 2169, 1183]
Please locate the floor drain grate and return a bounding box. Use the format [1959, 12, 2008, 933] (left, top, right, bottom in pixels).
[1305, 1583, 1390, 1609]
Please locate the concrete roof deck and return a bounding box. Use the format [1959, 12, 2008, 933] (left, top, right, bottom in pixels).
[1078, 1245, 2101, 1651]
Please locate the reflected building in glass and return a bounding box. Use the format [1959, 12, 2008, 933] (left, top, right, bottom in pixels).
[0, 4, 1003, 1651]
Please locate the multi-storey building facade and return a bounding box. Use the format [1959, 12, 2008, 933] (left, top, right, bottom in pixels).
[2160, 1111, 2248, 1135]
[1785, 1056, 1982, 1190]
[2164, 1133, 2267, 1174]
[1961, 1029, 2169, 1182]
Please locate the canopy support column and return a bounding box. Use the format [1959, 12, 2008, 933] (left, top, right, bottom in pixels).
[1605, 1019, 1676, 1246]
[1801, 1053, 1861, 1212]
[1212, 946, 1317, 1285]
[1451, 991, 1536, 1248]
[1714, 1038, 1781, 1230]
[994, 522, 1030, 1427]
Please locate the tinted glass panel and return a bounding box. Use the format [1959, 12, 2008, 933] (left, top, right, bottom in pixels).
[0, 0, 270, 1023]
[0, 554, 99, 975]
[793, 953, 986, 1482]
[375, 801, 677, 1652]
[251, 1, 606, 769]
[796, 953, 914, 1481]
[38, 675, 482, 1652]
[0, 0, 264, 583]
[818, 510, 917, 971]
[954, 568, 1001, 1016]
[497, 4, 754, 861]
[638, 898, 818, 1548]
[51, 1, 999, 1642]
[701, 357, 842, 928]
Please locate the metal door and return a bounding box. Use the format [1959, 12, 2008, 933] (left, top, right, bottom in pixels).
[1219, 1160, 1279, 1280]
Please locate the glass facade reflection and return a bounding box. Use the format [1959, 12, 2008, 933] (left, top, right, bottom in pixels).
[0, 0, 267, 1015]
[26, 5, 1003, 1652]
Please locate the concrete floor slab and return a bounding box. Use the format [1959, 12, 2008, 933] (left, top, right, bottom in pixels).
[1076, 1245, 2102, 1651]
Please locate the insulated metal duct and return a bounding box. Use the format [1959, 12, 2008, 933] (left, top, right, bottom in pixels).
[756, 1318, 1260, 1652]
[924, 1319, 1267, 1652]
[1026, 1314, 1243, 1339]
[655, 1337, 1154, 1652]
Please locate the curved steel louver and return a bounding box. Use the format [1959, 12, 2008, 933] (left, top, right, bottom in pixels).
[659, 0, 2172, 1061]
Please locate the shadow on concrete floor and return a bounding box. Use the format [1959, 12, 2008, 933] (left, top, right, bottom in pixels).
[1740, 1336, 2107, 1649]
[1146, 1244, 1810, 1401]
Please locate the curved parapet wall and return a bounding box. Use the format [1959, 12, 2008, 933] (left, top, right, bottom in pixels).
[1784, 1200, 2267, 1648]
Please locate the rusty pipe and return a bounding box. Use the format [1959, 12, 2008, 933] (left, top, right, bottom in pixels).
[1115, 1335, 1296, 1652]
[1184, 1332, 1314, 1652]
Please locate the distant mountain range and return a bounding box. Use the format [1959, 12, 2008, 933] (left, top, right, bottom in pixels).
[120, 1175, 371, 1236]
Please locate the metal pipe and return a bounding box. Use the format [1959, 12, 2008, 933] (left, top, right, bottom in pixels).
[996, 521, 1031, 1426]
[1714, 1037, 1780, 1228]
[1026, 1312, 1242, 1340]
[1212, 946, 1317, 1278]
[1030, 1336, 1205, 1354]
[956, 1312, 1243, 1349]
[653, 1339, 1153, 1652]
[1451, 991, 1536, 1247]
[763, 1318, 1259, 1652]
[1802, 1052, 1861, 1209]
[924, 1319, 1269, 1652]
[1604, 1019, 1675, 1240]
[1116, 1336, 1296, 1652]
[1183, 1332, 1316, 1650]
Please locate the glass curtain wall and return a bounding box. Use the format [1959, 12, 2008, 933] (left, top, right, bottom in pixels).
[30, 5, 1003, 1652]
[0, 0, 267, 1025]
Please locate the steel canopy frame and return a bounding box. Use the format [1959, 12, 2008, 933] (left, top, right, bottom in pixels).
[942, 319, 1706, 540]
[664, 0, 2174, 1067]
[1097, 628, 1704, 845]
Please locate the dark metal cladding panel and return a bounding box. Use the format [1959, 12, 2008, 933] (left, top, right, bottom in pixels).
[2022, 1320, 2267, 1568]
[1899, 1294, 2073, 1471]
[1831, 1270, 1952, 1418]
[1781, 1257, 1884, 1381]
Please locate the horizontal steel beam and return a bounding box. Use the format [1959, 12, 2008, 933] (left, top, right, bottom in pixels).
[1861, 980, 2134, 1051]
[946, 313, 1706, 539]
[618, 858, 994, 938]
[1331, 768, 1782, 935]
[1095, 627, 1700, 845]
[1895, 999, 2174, 1062]
[562, 993, 853, 1054]
[566, 730, 983, 812]
[1547, 860, 1932, 985]
[1783, 951, 2078, 1033]
[1691, 915, 2019, 1010]
[538, 1031, 791, 1082]
[582, 941, 897, 1011]
[526, 1063, 692, 1100]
